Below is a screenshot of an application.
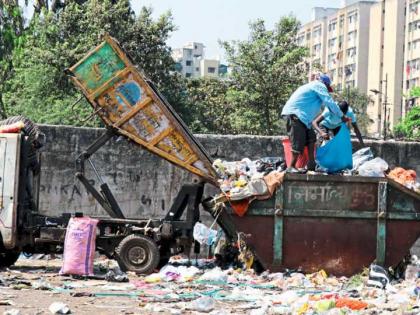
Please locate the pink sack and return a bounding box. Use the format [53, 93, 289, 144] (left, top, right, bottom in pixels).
[60, 216, 99, 276]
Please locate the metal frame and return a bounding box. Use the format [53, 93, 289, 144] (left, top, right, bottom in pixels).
[376, 181, 387, 266]
[75, 127, 125, 219]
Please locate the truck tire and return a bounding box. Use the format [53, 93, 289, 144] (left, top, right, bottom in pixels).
[0, 250, 20, 268]
[115, 235, 159, 274]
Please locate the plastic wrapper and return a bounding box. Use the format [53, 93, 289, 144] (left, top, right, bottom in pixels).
[352, 147, 374, 170]
[193, 222, 218, 246]
[357, 157, 388, 177]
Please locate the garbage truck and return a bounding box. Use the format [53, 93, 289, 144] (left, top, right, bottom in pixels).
[0, 36, 218, 274]
[0, 35, 419, 276]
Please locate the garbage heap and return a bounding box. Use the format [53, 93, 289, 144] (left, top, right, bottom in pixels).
[1, 256, 419, 314]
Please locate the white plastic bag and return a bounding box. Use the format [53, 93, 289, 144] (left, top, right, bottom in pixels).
[357, 157, 388, 177]
[193, 222, 217, 245]
[352, 147, 374, 171]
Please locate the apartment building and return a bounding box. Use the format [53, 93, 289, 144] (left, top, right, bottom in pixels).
[325, 1, 376, 92]
[172, 42, 205, 78]
[172, 42, 223, 78]
[367, 0, 405, 136]
[297, 8, 338, 78]
[404, 0, 420, 114]
[299, 1, 377, 92]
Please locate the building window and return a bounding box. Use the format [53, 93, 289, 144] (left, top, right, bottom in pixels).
[328, 37, 336, 48]
[208, 67, 216, 74]
[347, 47, 357, 58]
[313, 43, 321, 54]
[306, 32, 311, 40]
[348, 11, 358, 24]
[195, 67, 199, 72]
[409, 2, 419, 14]
[345, 64, 356, 77]
[407, 58, 420, 77]
[348, 30, 357, 42]
[409, 39, 420, 50]
[186, 60, 192, 66]
[328, 53, 336, 69]
[313, 26, 322, 38]
[328, 21, 337, 32]
[185, 73, 192, 77]
[409, 20, 420, 32]
[339, 15, 344, 28]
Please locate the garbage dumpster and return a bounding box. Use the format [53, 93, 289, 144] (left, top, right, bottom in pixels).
[206, 173, 420, 276]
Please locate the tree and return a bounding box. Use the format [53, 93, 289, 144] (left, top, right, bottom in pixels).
[394, 106, 420, 140]
[185, 77, 233, 134]
[0, 1, 25, 118]
[2, 0, 187, 126]
[220, 16, 308, 135]
[333, 87, 373, 134]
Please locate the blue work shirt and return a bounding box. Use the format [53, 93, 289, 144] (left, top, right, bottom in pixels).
[321, 106, 356, 129]
[281, 81, 343, 128]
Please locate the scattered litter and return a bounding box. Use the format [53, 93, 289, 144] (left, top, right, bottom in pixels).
[3, 310, 21, 315]
[105, 268, 129, 283]
[198, 267, 227, 283]
[193, 222, 218, 246]
[189, 296, 216, 312]
[49, 302, 71, 314]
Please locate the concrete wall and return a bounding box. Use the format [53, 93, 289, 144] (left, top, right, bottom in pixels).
[38, 124, 420, 218]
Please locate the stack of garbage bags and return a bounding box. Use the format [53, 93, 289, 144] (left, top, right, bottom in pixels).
[352, 147, 420, 193]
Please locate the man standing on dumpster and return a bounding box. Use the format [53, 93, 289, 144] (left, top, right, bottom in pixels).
[281, 73, 347, 172]
[312, 100, 365, 146]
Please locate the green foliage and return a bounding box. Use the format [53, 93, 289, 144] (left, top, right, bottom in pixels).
[2, 0, 186, 126]
[406, 86, 420, 98]
[185, 78, 232, 133]
[333, 87, 373, 134]
[394, 106, 420, 140]
[218, 16, 308, 135]
[0, 1, 25, 118]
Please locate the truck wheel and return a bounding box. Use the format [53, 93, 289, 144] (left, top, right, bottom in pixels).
[115, 235, 159, 274]
[0, 250, 20, 268]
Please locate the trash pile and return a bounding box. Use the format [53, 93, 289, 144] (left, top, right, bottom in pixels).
[212, 158, 285, 216]
[1, 256, 419, 314]
[352, 147, 420, 193]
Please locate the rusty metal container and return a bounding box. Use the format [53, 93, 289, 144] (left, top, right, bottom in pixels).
[68, 36, 218, 184]
[211, 174, 420, 276]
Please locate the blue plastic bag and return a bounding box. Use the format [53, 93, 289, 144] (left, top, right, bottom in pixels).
[316, 123, 353, 173]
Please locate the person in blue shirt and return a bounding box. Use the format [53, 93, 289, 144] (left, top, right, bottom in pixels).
[312, 101, 364, 146]
[281, 74, 346, 171]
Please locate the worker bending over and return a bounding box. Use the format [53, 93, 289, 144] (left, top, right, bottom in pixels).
[281, 74, 346, 172]
[312, 100, 364, 146]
